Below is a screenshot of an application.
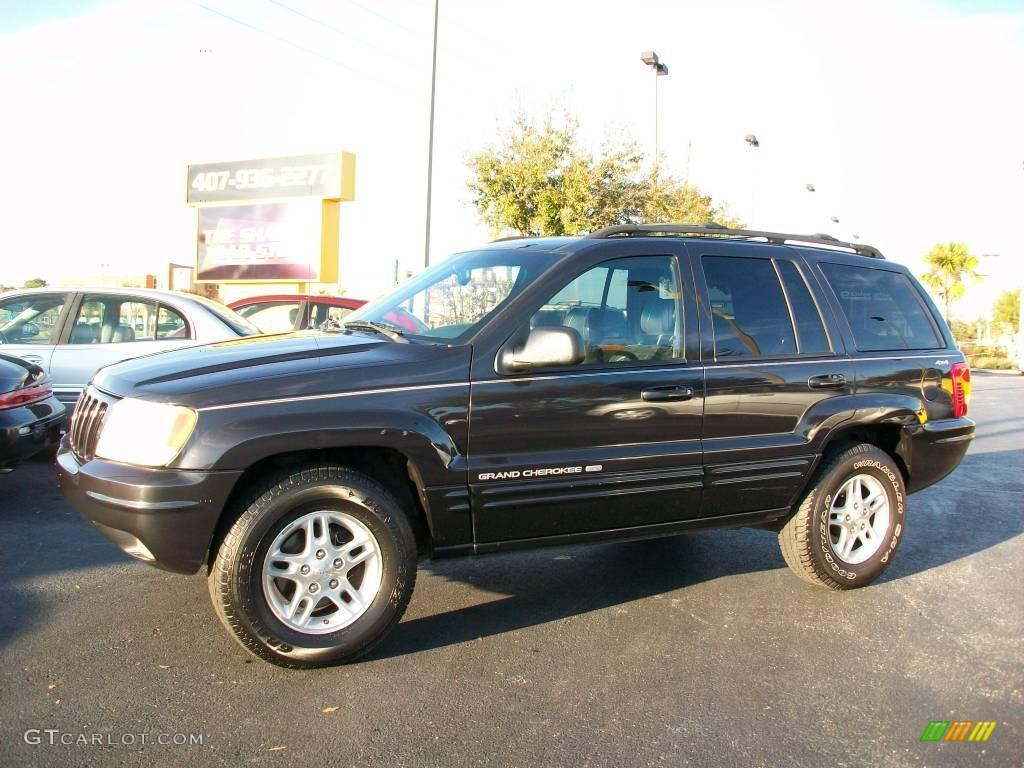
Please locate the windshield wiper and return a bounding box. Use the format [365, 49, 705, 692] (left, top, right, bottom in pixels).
[341, 320, 409, 344]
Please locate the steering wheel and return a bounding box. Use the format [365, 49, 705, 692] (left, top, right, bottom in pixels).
[603, 348, 639, 364]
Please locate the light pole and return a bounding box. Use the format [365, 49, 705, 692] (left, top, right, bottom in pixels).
[423, 0, 439, 270]
[744, 133, 759, 226]
[641, 51, 669, 171]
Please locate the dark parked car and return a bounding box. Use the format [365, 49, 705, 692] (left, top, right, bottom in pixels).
[0, 353, 65, 471]
[57, 223, 974, 667]
[229, 295, 365, 334]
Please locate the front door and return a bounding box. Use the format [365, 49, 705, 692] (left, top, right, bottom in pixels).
[0, 291, 71, 374]
[468, 252, 704, 542]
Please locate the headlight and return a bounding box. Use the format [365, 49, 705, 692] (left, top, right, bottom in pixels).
[95, 398, 197, 467]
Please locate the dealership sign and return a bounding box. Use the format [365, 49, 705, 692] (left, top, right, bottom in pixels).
[186, 153, 353, 204]
[196, 202, 323, 282]
[187, 152, 354, 283]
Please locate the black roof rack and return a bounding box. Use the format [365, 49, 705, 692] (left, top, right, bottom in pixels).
[585, 222, 884, 259]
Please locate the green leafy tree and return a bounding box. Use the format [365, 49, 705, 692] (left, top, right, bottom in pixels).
[920, 242, 980, 322]
[23, 278, 47, 288]
[467, 113, 739, 237]
[992, 289, 1020, 335]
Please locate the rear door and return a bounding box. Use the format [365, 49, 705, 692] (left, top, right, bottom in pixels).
[468, 249, 704, 542]
[693, 241, 855, 517]
[0, 291, 72, 373]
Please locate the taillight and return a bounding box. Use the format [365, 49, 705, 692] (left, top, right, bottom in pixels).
[0, 381, 52, 410]
[950, 361, 971, 418]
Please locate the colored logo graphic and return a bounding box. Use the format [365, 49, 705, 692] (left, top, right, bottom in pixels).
[920, 721, 997, 742]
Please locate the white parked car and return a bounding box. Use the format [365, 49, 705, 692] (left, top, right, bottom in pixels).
[0, 287, 259, 407]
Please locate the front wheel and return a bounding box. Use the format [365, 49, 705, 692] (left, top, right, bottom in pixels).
[209, 466, 417, 668]
[779, 443, 906, 590]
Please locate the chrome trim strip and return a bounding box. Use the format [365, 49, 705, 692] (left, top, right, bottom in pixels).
[474, 353, 953, 384]
[197, 381, 468, 412]
[85, 490, 199, 511]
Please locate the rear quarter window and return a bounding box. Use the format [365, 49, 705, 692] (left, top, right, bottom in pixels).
[820, 263, 941, 351]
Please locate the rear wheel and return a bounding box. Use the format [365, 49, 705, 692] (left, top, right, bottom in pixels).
[779, 443, 906, 590]
[209, 466, 417, 668]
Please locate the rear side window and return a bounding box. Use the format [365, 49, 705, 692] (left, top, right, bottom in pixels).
[776, 261, 831, 355]
[820, 264, 941, 351]
[702, 256, 796, 358]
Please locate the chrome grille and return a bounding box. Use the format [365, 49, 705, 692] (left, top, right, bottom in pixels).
[70, 388, 116, 460]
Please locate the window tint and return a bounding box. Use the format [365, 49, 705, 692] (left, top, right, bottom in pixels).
[0, 295, 65, 343]
[821, 264, 941, 351]
[703, 256, 796, 358]
[530, 256, 681, 365]
[777, 261, 831, 355]
[71, 296, 156, 344]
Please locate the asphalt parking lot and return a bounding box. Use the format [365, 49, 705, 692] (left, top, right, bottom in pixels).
[0, 373, 1021, 768]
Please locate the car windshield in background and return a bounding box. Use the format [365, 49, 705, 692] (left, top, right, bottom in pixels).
[190, 295, 261, 337]
[345, 250, 550, 343]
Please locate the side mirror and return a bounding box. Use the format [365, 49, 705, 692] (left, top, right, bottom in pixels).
[501, 327, 585, 372]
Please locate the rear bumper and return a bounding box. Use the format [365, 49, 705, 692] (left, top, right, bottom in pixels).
[904, 416, 975, 493]
[0, 396, 65, 469]
[55, 438, 243, 573]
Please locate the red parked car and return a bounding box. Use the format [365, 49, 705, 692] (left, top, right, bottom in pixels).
[228, 295, 365, 334]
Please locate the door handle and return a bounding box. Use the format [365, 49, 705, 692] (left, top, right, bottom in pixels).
[641, 385, 694, 402]
[807, 373, 847, 389]
[21, 355, 44, 365]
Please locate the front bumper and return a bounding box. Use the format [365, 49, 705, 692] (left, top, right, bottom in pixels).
[0, 396, 65, 469]
[56, 439, 243, 573]
[904, 416, 975, 493]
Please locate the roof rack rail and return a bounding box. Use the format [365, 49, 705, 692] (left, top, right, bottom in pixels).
[585, 222, 884, 259]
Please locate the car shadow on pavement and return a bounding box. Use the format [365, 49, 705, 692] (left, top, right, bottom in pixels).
[372, 448, 1023, 662]
[370, 529, 783, 662]
[0, 462, 131, 649]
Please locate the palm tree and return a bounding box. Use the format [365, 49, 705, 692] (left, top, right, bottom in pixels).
[921, 242, 981, 323]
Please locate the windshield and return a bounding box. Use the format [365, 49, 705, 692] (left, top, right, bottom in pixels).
[346, 250, 551, 342]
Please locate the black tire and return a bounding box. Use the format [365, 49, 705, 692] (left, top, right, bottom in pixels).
[779, 443, 906, 590]
[208, 465, 417, 668]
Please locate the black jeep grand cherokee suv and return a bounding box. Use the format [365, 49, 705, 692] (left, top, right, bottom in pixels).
[57, 223, 974, 668]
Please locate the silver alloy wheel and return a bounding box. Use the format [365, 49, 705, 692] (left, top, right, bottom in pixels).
[262, 510, 383, 634]
[827, 473, 891, 565]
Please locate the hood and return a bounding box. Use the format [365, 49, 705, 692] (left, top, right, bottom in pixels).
[91, 331, 471, 410]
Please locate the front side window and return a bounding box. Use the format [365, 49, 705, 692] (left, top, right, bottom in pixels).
[703, 256, 796, 358]
[821, 264, 941, 351]
[529, 255, 682, 365]
[0, 294, 66, 344]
